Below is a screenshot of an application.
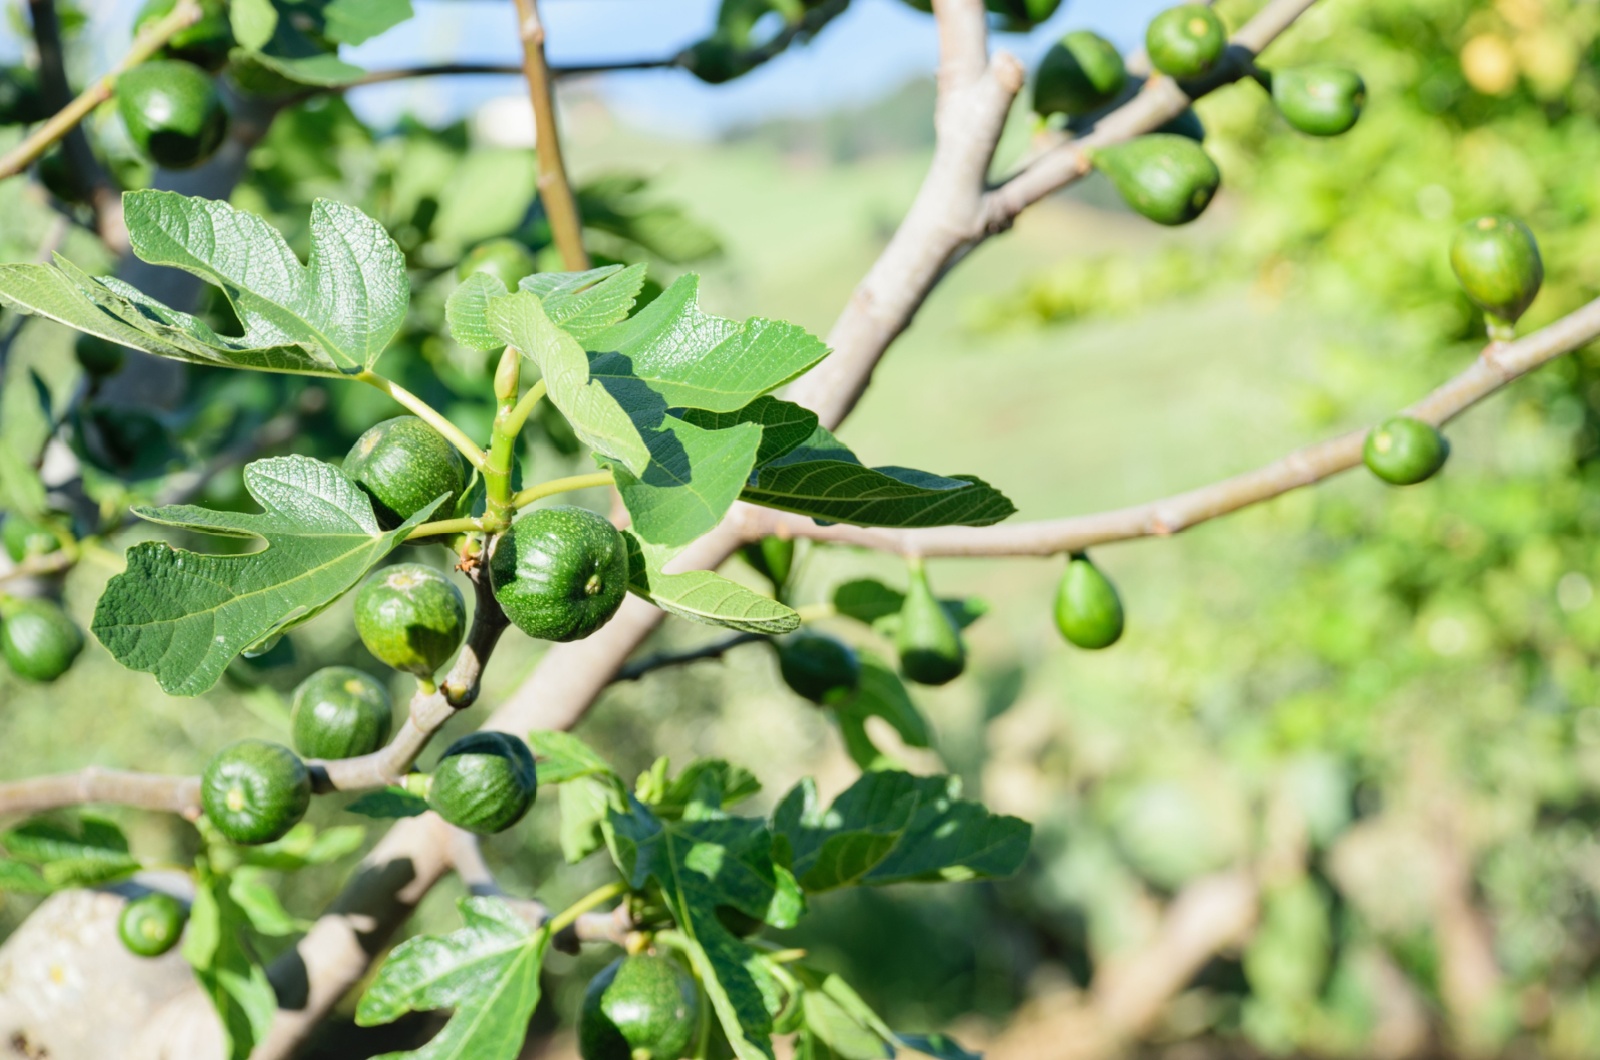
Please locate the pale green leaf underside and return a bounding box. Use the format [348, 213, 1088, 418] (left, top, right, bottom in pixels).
[445, 272, 508, 351]
[358, 897, 552, 1060]
[625, 532, 800, 634]
[489, 290, 650, 475]
[91, 455, 439, 696]
[124, 190, 408, 373]
[589, 274, 828, 413]
[521, 263, 647, 344]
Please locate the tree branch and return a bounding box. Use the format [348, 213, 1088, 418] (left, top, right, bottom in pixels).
[614, 632, 765, 683]
[740, 298, 1600, 557]
[511, 0, 590, 272]
[0, 767, 200, 819]
[0, 0, 203, 182]
[25, 0, 121, 241]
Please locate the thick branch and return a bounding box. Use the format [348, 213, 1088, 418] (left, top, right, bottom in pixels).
[0, 0, 203, 181]
[742, 298, 1600, 557]
[0, 768, 200, 818]
[511, 0, 589, 272]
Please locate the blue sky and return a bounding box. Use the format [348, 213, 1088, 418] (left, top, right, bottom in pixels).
[12, 0, 1173, 137]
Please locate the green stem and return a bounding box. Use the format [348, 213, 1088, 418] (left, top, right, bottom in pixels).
[405, 517, 483, 541]
[503, 377, 547, 442]
[793, 602, 836, 624]
[357, 371, 487, 469]
[482, 349, 523, 530]
[511, 470, 615, 510]
[547, 880, 626, 935]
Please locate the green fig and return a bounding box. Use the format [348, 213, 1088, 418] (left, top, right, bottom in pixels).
[1, 598, 84, 682]
[776, 633, 861, 705]
[118, 892, 186, 957]
[1271, 64, 1366, 137]
[354, 564, 467, 678]
[1364, 416, 1449, 486]
[1089, 135, 1220, 226]
[2, 514, 63, 564]
[1450, 215, 1543, 330]
[895, 563, 965, 686]
[1034, 31, 1127, 117]
[1054, 554, 1124, 650]
[986, 0, 1063, 29]
[1146, 5, 1228, 80]
[0, 65, 44, 126]
[134, 0, 234, 70]
[741, 536, 796, 589]
[75, 333, 127, 378]
[116, 60, 229, 170]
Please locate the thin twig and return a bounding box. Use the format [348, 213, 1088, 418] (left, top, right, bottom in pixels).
[511, 0, 590, 271]
[742, 300, 1600, 556]
[0, 0, 203, 181]
[615, 632, 765, 682]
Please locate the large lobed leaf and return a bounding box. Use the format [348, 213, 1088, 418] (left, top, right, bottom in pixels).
[0, 192, 410, 376]
[772, 772, 1030, 891]
[357, 897, 553, 1060]
[608, 799, 806, 1060]
[624, 532, 800, 634]
[92, 455, 440, 696]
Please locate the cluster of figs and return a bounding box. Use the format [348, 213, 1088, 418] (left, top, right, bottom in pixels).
[1034, 4, 1367, 227]
[1, 0, 233, 190]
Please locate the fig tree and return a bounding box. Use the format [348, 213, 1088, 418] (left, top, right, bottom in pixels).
[896, 565, 965, 686]
[354, 564, 467, 678]
[2, 513, 62, 563]
[490, 506, 629, 642]
[1272, 64, 1366, 137]
[1146, 5, 1228, 80]
[1089, 135, 1221, 226]
[200, 739, 312, 845]
[1, 599, 84, 682]
[426, 731, 538, 834]
[1034, 31, 1126, 117]
[116, 60, 229, 170]
[579, 955, 701, 1060]
[289, 666, 393, 760]
[118, 892, 186, 957]
[343, 416, 468, 531]
[457, 238, 538, 288]
[1450, 214, 1543, 329]
[1363, 416, 1449, 486]
[1054, 554, 1124, 650]
[776, 632, 860, 705]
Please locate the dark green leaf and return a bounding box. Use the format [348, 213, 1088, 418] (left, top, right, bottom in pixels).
[625, 532, 800, 634]
[356, 897, 553, 1060]
[832, 579, 988, 632]
[896, 1032, 984, 1059]
[744, 426, 1015, 529]
[92, 455, 440, 696]
[2, 815, 140, 888]
[184, 872, 277, 1060]
[589, 274, 828, 413]
[608, 799, 805, 1060]
[346, 788, 430, 820]
[836, 652, 931, 750]
[640, 759, 763, 821]
[678, 395, 820, 467]
[323, 0, 413, 44]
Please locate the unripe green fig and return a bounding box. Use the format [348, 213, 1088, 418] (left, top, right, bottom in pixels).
[1, 599, 84, 682]
[118, 892, 186, 957]
[579, 955, 702, 1060]
[354, 564, 467, 678]
[116, 61, 229, 170]
[683, 38, 751, 84]
[1054, 554, 1124, 650]
[1090, 135, 1221, 226]
[134, 0, 234, 70]
[0, 65, 44, 126]
[1363, 416, 1449, 486]
[1034, 31, 1126, 117]
[490, 506, 629, 643]
[200, 739, 312, 845]
[1146, 5, 1228, 80]
[1157, 107, 1206, 143]
[426, 731, 538, 834]
[1271, 64, 1365, 137]
[456, 238, 538, 288]
[741, 536, 795, 590]
[986, 0, 1063, 29]
[290, 666, 393, 760]
[2, 513, 62, 563]
[895, 565, 965, 686]
[343, 416, 468, 531]
[1450, 215, 1543, 329]
[36, 146, 84, 204]
[75, 333, 127, 378]
[776, 632, 861, 705]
